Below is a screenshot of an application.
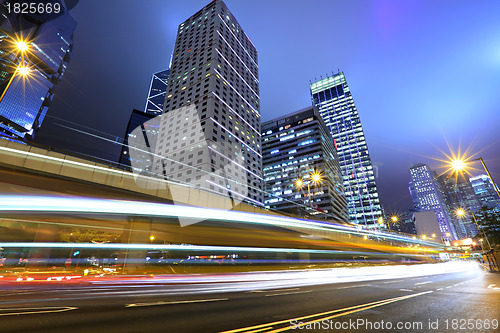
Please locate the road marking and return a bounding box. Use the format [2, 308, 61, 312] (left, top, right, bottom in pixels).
[220, 291, 433, 333]
[336, 284, 369, 289]
[245, 328, 274, 333]
[383, 280, 404, 284]
[399, 289, 413, 292]
[249, 288, 300, 293]
[0, 306, 77, 316]
[125, 298, 228, 307]
[265, 291, 312, 297]
[415, 281, 432, 285]
[436, 288, 443, 291]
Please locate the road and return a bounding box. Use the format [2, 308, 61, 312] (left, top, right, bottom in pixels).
[0, 262, 498, 333]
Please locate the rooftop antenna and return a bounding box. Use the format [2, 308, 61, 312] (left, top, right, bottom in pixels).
[169, 53, 173, 68]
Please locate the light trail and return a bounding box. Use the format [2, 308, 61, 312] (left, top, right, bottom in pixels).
[0, 195, 444, 248]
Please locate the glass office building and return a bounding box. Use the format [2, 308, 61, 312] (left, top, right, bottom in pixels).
[439, 174, 481, 238]
[409, 163, 457, 240]
[119, 109, 159, 173]
[469, 174, 500, 210]
[310, 72, 382, 227]
[0, 1, 76, 141]
[119, 70, 170, 170]
[145, 69, 170, 116]
[157, 0, 263, 206]
[262, 106, 348, 222]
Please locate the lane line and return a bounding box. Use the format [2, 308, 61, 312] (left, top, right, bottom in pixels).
[0, 306, 78, 316]
[415, 281, 432, 285]
[220, 291, 433, 333]
[245, 328, 274, 333]
[249, 288, 300, 293]
[383, 280, 404, 284]
[265, 291, 312, 297]
[126, 298, 228, 308]
[336, 284, 369, 289]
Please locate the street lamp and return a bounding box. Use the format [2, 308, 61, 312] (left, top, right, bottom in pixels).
[0, 37, 33, 104]
[455, 207, 491, 251]
[0, 65, 31, 104]
[17, 66, 30, 76]
[448, 157, 500, 201]
[15, 40, 29, 52]
[295, 171, 323, 211]
[387, 215, 398, 232]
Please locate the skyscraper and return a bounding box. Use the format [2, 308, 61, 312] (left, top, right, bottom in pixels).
[145, 69, 170, 115]
[154, 0, 263, 205]
[262, 106, 347, 222]
[469, 174, 500, 210]
[440, 174, 481, 238]
[409, 163, 457, 240]
[0, 1, 76, 141]
[310, 72, 382, 227]
[119, 109, 158, 173]
[119, 69, 170, 170]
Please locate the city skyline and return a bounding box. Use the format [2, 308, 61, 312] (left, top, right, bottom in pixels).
[33, 0, 500, 212]
[0, 2, 499, 330]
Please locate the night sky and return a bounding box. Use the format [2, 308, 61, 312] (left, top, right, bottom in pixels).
[35, 0, 500, 212]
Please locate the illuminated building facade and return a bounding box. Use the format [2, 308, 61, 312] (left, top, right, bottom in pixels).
[155, 0, 263, 205]
[119, 70, 170, 170]
[0, 1, 76, 141]
[439, 174, 481, 238]
[310, 72, 382, 227]
[119, 109, 158, 173]
[469, 174, 500, 210]
[145, 69, 170, 115]
[409, 163, 457, 240]
[262, 106, 347, 222]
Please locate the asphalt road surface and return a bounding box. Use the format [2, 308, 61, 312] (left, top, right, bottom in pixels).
[0, 262, 498, 333]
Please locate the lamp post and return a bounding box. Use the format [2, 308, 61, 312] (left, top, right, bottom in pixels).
[450, 157, 500, 201]
[376, 215, 398, 232]
[295, 172, 322, 212]
[390, 215, 398, 232]
[456, 208, 491, 251]
[0, 38, 31, 104]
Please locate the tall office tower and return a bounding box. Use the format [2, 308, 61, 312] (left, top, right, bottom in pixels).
[156, 0, 263, 205]
[119, 70, 170, 170]
[0, 1, 76, 141]
[145, 69, 170, 115]
[262, 106, 348, 222]
[469, 174, 500, 210]
[439, 174, 481, 238]
[118, 109, 158, 173]
[310, 71, 382, 227]
[389, 210, 417, 234]
[409, 163, 457, 240]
